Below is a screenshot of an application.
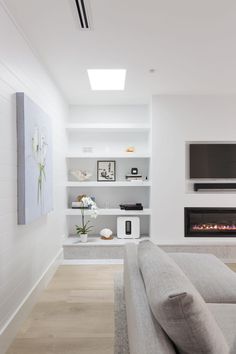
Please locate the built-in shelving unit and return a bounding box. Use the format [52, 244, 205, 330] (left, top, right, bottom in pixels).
[65, 105, 152, 242]
[63, 235, 150, 258]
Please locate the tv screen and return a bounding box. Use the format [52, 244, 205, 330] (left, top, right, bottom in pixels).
[190, 144, 236, 178]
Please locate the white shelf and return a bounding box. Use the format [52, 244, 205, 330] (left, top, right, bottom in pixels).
[66, 181, 151, 187]
[66, 153, 151, 159]
[64, 235, 150, 246]
[65, 208, 152, 216]
[65, 106, 152, 244]
[66, 123, 150, 133]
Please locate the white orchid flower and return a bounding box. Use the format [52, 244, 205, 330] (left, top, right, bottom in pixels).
[75, 196, 98, 236]
[40, 135, 47, 161]
[31, 126, 48, 204]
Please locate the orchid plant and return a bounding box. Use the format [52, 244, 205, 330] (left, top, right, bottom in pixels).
[32, 127, 48, 205]
[75, 196, 98, 236]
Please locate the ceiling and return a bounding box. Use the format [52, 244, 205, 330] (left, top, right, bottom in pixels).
[4, 0, 236, 104]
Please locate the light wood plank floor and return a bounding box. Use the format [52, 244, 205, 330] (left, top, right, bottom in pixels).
[228, 263, 236, 272]
[5, 263, 236, 354]
[6, 265, 123, 354]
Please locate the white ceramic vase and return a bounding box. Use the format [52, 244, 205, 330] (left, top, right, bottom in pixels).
[80, 233, 88, 243]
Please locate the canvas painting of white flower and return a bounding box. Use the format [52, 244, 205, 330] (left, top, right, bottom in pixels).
[16, 93, 53, 224]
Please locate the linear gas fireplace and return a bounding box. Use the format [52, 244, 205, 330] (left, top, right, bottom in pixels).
[185, 208, 236, 237]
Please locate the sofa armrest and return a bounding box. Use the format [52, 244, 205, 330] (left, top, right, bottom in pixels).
[124, 243, 176, 354]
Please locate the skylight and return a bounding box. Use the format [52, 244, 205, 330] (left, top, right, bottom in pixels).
[87, 69, 126, 90]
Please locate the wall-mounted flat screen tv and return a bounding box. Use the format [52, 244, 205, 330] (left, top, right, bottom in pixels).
[190, 144, 236, 178]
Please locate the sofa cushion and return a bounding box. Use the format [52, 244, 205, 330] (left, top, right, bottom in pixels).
[170, 252, 236, 303]
[230, 336, 236, 354]
[207, 303, 236, 350]
[124, 243, 177, 354]
[138, 241, 229, 354]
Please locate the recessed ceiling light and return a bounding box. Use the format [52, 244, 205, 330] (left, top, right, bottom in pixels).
[87, 69, 126, 90]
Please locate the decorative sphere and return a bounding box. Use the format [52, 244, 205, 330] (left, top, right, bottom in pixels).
[100, 228, 113, 239]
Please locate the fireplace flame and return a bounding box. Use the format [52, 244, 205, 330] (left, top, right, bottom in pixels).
[192, 223, 236, 231]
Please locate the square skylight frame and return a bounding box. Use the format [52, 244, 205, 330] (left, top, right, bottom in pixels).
[87, 69, 126, 90]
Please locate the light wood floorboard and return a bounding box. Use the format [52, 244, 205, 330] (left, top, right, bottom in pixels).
[5, 263, 236, 354]
[6, 265, 122, 354]
[228, 263, 236, 272]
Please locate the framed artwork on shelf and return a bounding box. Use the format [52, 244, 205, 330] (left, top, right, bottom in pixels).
[97, 160, 116, 182]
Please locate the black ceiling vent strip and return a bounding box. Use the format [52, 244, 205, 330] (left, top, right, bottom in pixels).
[74, 0, 89, 29]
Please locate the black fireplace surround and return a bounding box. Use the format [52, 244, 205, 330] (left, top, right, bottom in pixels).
[185, 207, 236, 237]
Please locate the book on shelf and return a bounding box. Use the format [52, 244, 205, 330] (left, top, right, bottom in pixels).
[125, 174, 143, 181]
[71, 202, 90, 209]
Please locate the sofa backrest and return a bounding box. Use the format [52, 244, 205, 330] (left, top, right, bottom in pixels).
[124, 243, 177, 354]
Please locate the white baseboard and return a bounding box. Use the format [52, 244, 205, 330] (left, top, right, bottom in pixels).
[0, 248, 63, 354]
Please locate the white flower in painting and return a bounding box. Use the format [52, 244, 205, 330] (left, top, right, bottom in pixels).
[32, 127, 39, 157]
[40, 135, 47, 161]
[32, 126, 48, 204]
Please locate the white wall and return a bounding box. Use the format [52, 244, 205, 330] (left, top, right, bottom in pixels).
[151, 95, 236, 245]
[70, 105, 150, 124]
[0, 1, 68, 344]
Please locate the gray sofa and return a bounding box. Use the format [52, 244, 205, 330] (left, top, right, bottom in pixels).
[124, 241, 236, 354]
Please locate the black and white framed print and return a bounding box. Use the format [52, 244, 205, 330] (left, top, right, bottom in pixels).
[97, 160, 116, 181]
